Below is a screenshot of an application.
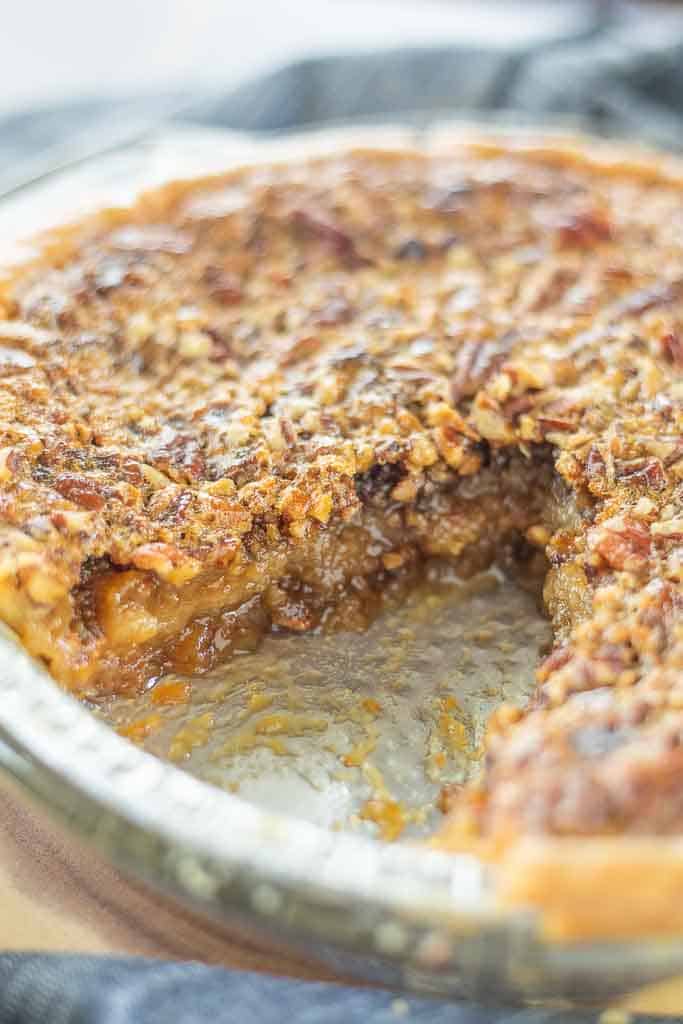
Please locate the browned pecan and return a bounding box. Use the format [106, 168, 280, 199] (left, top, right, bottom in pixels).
[279, 334, 321, 366]
[279, 417, 298, 447]
[660, 331, 683, 367]
[537, 416, 576, 433]
[150, 434, 206, 484]
[585, 445, 605, 478]
[592, 519, 652, 570]
[202, 267, 243, 305]
[54, 472, 108, 511]
[290, 207, 370, 268]
[504, 394, 536, 420]
[450, 331, 517, 403]
[527, 267, 578, 312]
[555, 208, 612, 248]
[664, 443, 683, 469]
[119, 459, 143, 485]
[616, 458, 666, 490]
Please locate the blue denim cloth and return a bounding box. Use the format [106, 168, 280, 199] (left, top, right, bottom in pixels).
[0, 954, 667, 1024]
[2, 7, 683, 1021]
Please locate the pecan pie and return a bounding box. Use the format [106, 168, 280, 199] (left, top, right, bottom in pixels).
[2, 133, 683, 936]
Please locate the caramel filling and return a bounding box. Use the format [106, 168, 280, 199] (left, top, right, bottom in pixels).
[67, 449, 560, 696]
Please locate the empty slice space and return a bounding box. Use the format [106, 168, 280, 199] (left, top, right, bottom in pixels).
[98, 566, 552, 840]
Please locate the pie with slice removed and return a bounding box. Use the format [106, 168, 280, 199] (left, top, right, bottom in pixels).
[2, 132, 683, 940]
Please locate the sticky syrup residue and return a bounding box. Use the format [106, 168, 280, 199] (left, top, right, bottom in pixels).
[98, 567, 551, 840]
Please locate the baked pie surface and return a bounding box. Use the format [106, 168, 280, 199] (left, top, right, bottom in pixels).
[2, 135, 683, 920]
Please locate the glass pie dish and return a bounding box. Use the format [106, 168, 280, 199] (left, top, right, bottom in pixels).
[1, 122, 683, 1013]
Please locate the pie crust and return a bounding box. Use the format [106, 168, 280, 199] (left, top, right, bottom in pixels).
[2, 131, 683, 939]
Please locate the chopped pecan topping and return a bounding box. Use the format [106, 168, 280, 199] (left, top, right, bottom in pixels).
[616, 458, 666, 490]
[591, 518, 652, 570]
[652, 517, 683, 540]
[149, 434, 206, 484]
[202, 267, 243, 305]
[554, 207, 612, 248]
[312, 296, 354, 327]
[54, 473, 107, 511]
[609, 281, 681, 321]
[504, 394, 535, 421]
[537, 416, 576, 433]
[585, 446, 605, 478]
[131, 541, 201, 584]
[450, 332, 517, 403]
[660, 331, 683, 367]
[5, 135, 683, 856]
[278, 417, 298, 447]
[291, 207, 369, 268]
[280, 334, 321, 366]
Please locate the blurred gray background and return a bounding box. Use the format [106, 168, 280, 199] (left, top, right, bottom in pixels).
[0, 1, 615, 116]
[1, 1, 683, 177]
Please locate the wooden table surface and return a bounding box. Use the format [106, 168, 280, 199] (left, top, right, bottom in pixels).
[0, 772, 346, 981]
